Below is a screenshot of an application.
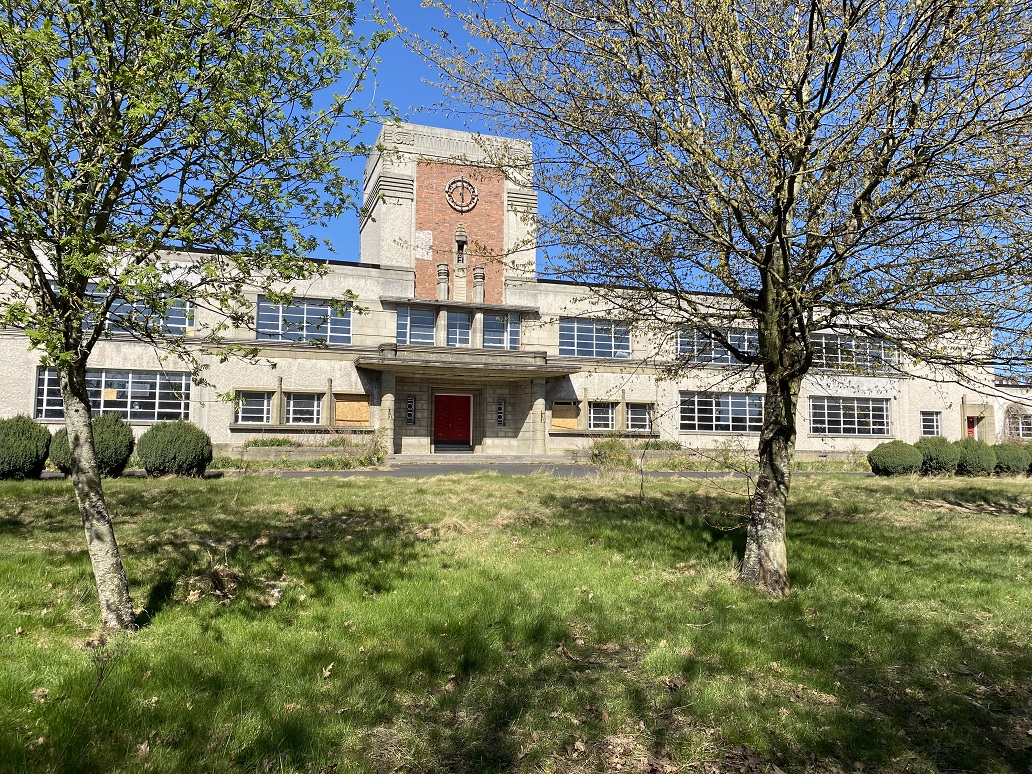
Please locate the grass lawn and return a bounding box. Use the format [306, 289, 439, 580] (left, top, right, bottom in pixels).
[0, 473, 1030, 773]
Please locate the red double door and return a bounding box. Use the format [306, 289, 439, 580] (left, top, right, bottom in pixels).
[433, 394, 473, 446]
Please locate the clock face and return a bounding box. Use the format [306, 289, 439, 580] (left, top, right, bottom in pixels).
[445, 177, 479, 212]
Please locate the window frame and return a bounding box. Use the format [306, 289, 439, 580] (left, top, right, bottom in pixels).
[811, 333, 896, 373]
[396, 306, 436, 346]
[679, 392, 764, 433]
[256, 296, 351, 345]
[558, 318, 631, 359]
[284, 392, 323, 425]
[446, 310, 471, 347]
[626, 403, 654, 432]
[920, 411, 941, 437]
[36, 368, 191, 423]
[677, 328, 758, 365]
[588, 401, 617, 431]
[483, 312, 521, 350]
[235, 391, 273, 424]
[809, 396, 891, 436]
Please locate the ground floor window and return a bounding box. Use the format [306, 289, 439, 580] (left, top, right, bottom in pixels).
[680, 392, 763, 433]
[235, 392, 273, 424]
[588, 402, 616, 431]
[35, 368, 191, 422]
[285, 393, 322, 424]
[920, 411, 941, 436]
[551, 401, 579, 430]
[810, 396, 889, 436]
[1007, 411, 1032, 438]
[626, 403, 653, 432]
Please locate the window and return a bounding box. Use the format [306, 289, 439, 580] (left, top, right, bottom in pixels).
[558, 318, 630, 358]
[257, 296, 351, 344]
[680, 393, 764, 433]
[589, 402, 617, 430]
[35, 368, 190, 422]
[446, 311, 471, 347]
[626, 403, 653, 432]
[920, 411, 941, 437]
[811, 334, 895, 373]
[285, 393, 322, 425]
[396, 306, 436, 345]
[405, 396, 415, 425]
[334, 394, 370, 426]
[810, 396, 890, 435]
[1006, 411, 1032, 438]
[236, 391, 273, 424]
[483, 313, 521, 350]
[551, 401, 580, 430]
[677, 328, 758, 365]
[85, 284, 193, 335]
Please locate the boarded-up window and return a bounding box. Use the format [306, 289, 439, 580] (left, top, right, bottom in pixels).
[551, 401, 579, 430]
[334, 394, 370, 426]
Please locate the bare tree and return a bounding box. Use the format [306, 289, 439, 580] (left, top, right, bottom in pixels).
[416, 0, 1032, 595]
[0, 0, 388, 630]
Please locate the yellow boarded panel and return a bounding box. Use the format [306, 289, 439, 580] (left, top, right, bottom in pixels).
[551, 402, 579, 430]
[103, 388, 120, 401]
[334, 394, 370, 426]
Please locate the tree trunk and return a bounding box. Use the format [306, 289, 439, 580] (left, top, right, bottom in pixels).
[59, 364, 136, 631]
[740, 370, 801, 597]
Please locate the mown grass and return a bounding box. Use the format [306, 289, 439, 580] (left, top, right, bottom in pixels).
[0, 473, 1030, 773]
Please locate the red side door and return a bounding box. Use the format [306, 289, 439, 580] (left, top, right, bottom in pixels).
[433, 394, 472, 444]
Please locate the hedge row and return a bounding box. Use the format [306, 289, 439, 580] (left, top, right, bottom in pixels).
[868, 437, 1032, 477]
[0, 416, 212, 479]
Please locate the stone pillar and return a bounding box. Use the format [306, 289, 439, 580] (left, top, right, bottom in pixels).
[472, 266, 485, 303]
[437, 264, 449, 301]
[380, 372, 396, 452]
[531, 378, 547, 455]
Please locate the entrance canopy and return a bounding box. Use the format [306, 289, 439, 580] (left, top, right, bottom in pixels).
[356, 344, 579, 380]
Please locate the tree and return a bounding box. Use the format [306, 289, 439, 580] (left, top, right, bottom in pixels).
[417, 0, 1032, 595]
[0, 0, 388, 630]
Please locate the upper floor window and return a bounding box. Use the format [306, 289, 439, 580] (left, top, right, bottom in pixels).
[447, 311, 470, 347]
[396, 306, 436, 345]
[86, 284, 192, 335]
[36, 368, 191, 422]
[810, 396, 890, 436]
[680, 392, 764, 433]
[483, 313, 521, 350]
[257, 296, 351, 344]
[811, 333, 895, 373]
[558, 318, 630, 358]
[677, 328, 758, 365]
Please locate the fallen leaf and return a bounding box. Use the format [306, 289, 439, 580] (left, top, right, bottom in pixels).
[135, 741, 149, 757]
[322, 662, 334, 680]
[15, 627, 24, 636]
[185, 590, 202, 604]
[32, 688, 48, 703]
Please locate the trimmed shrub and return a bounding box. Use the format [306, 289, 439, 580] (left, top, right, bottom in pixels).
[136, 421, 213, 477]
[993, 443, 1030, 476]
[913, 436, 960, 476]
[867, 441, 922, 476]
[0, 416, 52, 480]
[954, 438, 997, 477]
[49, 414, 135, 477]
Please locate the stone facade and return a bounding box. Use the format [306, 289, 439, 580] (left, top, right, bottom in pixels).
[0, 122, 1020, 457]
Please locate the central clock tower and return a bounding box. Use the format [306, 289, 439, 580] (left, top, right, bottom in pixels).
[359, 123, 537, 303]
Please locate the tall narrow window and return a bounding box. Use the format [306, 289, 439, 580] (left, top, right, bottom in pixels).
[920, 411, 941, 437]
[447, 311, 471, 347]
[626, 403, 653, 432]
[396, 306, 436, 345]
[483, 313, 521, 350]
[588, 402, 617, 430]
